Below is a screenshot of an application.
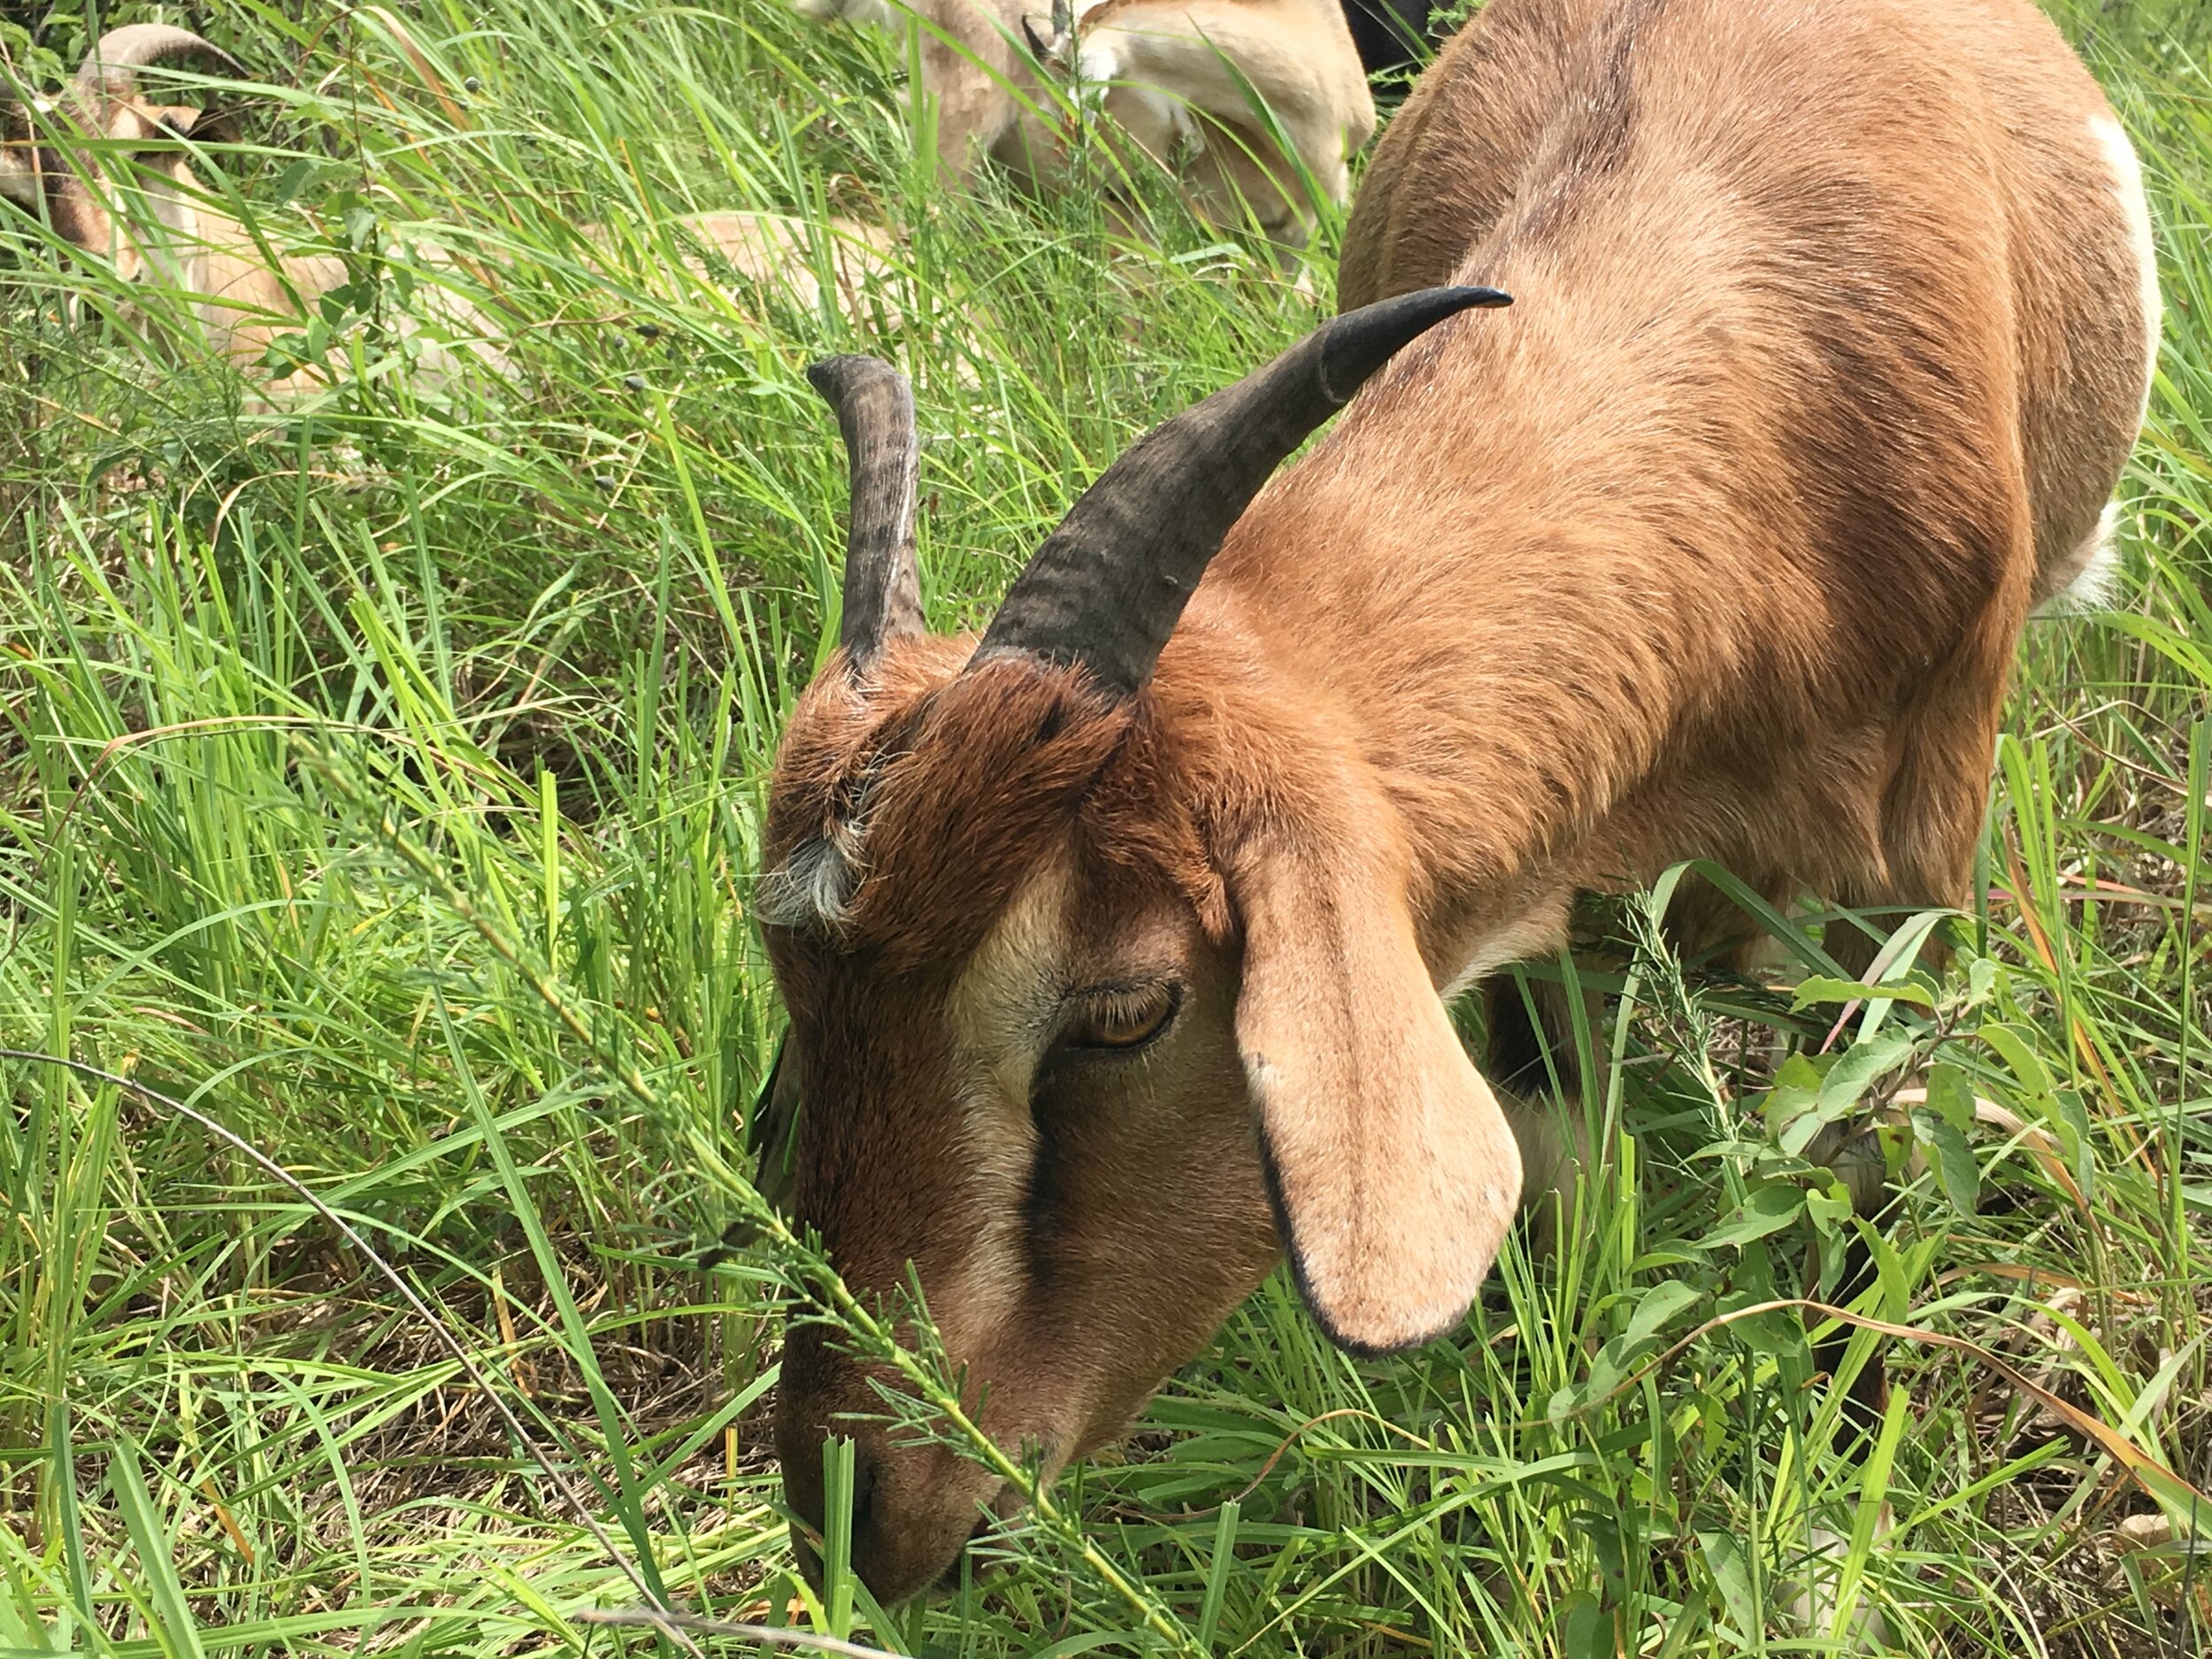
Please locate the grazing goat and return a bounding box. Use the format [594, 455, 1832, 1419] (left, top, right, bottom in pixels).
[0, 26, 511, 392]
[794, 0, 1374, 250]
[631, 211, 904, 332]
[756, 0, 2157, 1604]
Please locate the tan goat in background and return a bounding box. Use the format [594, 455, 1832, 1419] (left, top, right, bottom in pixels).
[1, 27, 905, 394]
[752, 0, 2157, 1606]
[0, 26, 511, 391]
[793, 0, 1374, 249]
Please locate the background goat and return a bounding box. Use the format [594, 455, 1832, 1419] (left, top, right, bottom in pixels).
[1, 27, 906, 394]
[755, 0, 2156, 1606]
[0, 25, 512, 393]
[792, 0, 1374, 250]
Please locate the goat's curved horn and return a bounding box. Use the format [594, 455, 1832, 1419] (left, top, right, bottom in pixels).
[807, 355, 925, 675]
[970, 285, 1511, 697]
[75, 25, 247, 101]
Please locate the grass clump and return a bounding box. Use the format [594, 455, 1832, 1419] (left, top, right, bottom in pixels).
[1, 0, 2208, 1653]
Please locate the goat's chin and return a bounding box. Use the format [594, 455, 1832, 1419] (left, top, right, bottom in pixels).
[798, 1498, 987, 1608]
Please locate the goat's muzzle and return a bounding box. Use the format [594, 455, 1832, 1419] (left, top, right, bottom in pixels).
[774, 1322, 1025, 1604]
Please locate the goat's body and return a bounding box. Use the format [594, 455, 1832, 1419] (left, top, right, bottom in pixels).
[764, 0, 2157, 1601]
[127, 227, 504, 395]
[172, 208, 902, 383]
[6, 124, 511, 395]
[1186, 0, 2154, 976]
[609, 211, 904, 328]
[1070, 0, 1374, 243]
[4, 27, 913, 398]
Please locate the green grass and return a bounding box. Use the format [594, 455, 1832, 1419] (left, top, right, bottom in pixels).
[1, 0, 2208, 1653]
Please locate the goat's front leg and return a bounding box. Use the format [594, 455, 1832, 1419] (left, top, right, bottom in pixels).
[1480, 972, 1605, 1254]
[917, 0, 1035, 184]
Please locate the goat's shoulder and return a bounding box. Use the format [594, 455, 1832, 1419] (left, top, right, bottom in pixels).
[1340, 0, 1612, 306]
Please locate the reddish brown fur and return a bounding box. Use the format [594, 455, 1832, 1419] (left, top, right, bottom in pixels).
[766, 0, 2154, 1604]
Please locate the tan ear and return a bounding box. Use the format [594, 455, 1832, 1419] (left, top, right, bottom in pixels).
[1230, 836, 1523, 1355]
[168, 104, 242, 146]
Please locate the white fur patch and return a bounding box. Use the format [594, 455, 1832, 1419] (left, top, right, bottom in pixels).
[1074, 34, 1123, 85]
[2091, 113, 2162, 419]
[2037, 118, 2163, 617]
[1081, 37, 1201, 150]
[2044, 500, 2124, 613]
[936, 854, 1075, 1346]
[1787, 1506, 1894, 1646]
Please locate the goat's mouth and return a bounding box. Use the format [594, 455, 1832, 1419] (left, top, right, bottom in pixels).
[931, 1483, 1025, 1592]
[787, 1471, 1029, 1606]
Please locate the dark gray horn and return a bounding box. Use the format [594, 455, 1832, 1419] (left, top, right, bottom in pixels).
[807, 355, 926, 676]
[76, 25, 248, 101]
[971, 284, 1511, 697]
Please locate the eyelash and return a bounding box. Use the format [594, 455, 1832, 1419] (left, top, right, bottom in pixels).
[1060, 983, 1180, 1053]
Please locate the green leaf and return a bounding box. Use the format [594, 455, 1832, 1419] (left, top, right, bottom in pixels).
[1779, 1102, 1832, 1157]
[1763, 1051, 1827, 1138]
[1560, 1596, 1612, 1659]
[1878, 1118, 1915, 1180]
[1965, 956, 2000, 1007]
[1623, 1279, 1702, 1348]
[821, 1434, 858, 1639]
[1978, 1021, 2057, 1100]
[1925, 1062, 1978, 1131]
[1819, 1030, 1916, 1113]
[1911, 1107, 1980, 1215]
[1701, 1183, 1806, 1248]
[1790, 974, 1934, 1010]
[1807, 1186, 1855, 1229]
[1195, 1499, 1240, 1648]
[2056, 1090, 2098, 1202]
[1699, 1530, 1759, 1633]
[110, 1439, 208, 1659]
[272, 157, 318, 206]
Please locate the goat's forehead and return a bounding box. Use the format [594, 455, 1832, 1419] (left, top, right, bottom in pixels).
[773, 839, 1079, 1036]
[780, 841, 1200, 1078]
[945, 850, 1079, 1057]
[763, 670, 1141, 954]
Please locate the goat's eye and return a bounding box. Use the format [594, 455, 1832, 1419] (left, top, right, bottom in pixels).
[1064, 983, 1178, 1051]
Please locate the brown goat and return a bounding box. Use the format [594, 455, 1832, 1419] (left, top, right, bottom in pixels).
[757, 0, 2157, 1604]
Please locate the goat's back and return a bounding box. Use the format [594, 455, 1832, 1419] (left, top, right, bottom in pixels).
[1184, 0, 2154, 940]
[1340, 0, 2154, 603]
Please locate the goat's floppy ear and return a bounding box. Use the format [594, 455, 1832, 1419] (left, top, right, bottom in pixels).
[164, 104, 242, 146]
[1228, 833, 1523, 1355]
